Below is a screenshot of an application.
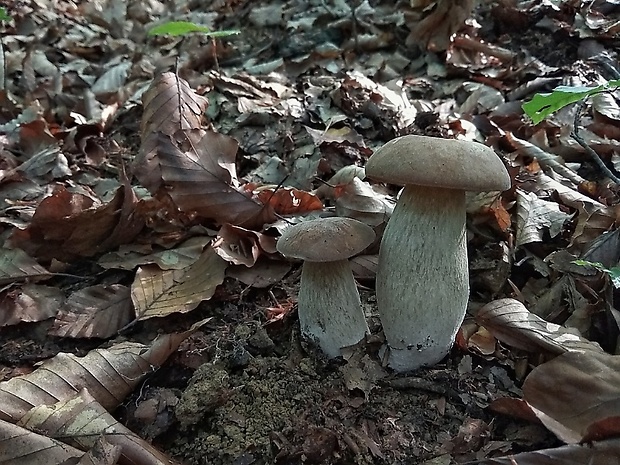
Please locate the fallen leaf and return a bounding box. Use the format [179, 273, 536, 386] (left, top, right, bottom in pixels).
[0, 328, 197, 422]
[515, 189, 573, 247]
[10, 184, 143, 262]
[473, 438, 620, 464]
[48, 284, 133, 339]
[131, 246, 227, 320]
[0, 248, 51, 285]
[20, 388, 179, 465]
[255, 186, 323, 216]
[0, 284, 63, 326]
[523, 351, 620, 444]
[476, 298, 604, 355]
[0, 417, 86, 463]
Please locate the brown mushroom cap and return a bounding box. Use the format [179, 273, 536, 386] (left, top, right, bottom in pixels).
[277, 217, 375, 262]
[365, 135, 511, 192]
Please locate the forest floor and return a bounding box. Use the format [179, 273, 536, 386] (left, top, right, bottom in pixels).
[1, 0, 619, 464]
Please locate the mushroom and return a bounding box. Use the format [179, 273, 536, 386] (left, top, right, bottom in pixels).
[365, 135, 510, 372]
[276, 217, 375, 358]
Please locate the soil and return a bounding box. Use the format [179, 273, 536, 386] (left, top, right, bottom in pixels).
[114, 286, 557, 465]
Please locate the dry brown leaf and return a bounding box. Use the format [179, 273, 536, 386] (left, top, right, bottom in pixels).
[154, 129, 275, 228]
[332, 177, 393, 226]
[515, 189, 573, 247]
[20, 388, 178, 465]
[350, 254, 378, 281]
[408, 0, 474, 51]
[227, 258, 292, 288]
[523, 351, 620, 444]
[48, 284, 133, 339]
[476, 298, 604, 355]
[505, 132, 585, 184]
[98, 236, 212, 271]
[535, 174, 617, 254]
[255, 186, 324, 216]
[131, 246, 227, 320]
[213, 223, 278, 267]
[133, 72, 208, 194]
[0, 417, 86, 464]
[10, 184, 143, 262]
[0, 328, 196, 422]
[139, 72, 208, 141]
[471, 438, 620, 464]
[0, 284, 63, 326]
[0, 247, 51, 285]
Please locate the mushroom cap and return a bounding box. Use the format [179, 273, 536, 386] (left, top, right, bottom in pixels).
[277, 217, 375, 262]
[365, 135, 511, 192]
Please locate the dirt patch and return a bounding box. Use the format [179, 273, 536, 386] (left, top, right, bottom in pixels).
[143, 310, 556, 465]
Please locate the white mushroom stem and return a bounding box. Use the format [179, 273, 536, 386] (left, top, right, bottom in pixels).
[298, 260, 370, 358]
[377, 185, 468, 372]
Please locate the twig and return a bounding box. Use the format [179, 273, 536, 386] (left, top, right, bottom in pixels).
[571, 99, 620, 185]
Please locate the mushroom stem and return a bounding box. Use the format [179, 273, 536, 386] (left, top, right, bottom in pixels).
[299, 260, 370, 358]
[377, 185, 468, 372]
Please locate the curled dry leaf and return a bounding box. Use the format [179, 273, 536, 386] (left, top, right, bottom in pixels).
[476, 298, 604, 355]
[523, 351, 620, 444]
[48, 284, 133, 339]
[20, 388, 178, 465]
[315, 167, 393, 226]
[131, 246, 227, 320]
[0, 328, 197, 422]
[332, 177, 393, 226]
[505, 132, 586, 185]
[536, 174, 616, 253]
[10, 183, 143, 262]
[0, 284, 63, 327]
[254, 186, 323, 216]
[213, 223, 277, 267]
[515, 189, 574, 247]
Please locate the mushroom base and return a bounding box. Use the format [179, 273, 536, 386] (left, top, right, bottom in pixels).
[376, 186, 468, 372]
[298, 260, 370, 358]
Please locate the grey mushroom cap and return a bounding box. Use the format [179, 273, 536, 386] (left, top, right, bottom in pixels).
[365, 135, 511, 192]
[277, 217, 375, 262]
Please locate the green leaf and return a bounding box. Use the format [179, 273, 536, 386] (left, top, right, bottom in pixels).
[522, 79, 620, 124]
[148, 21, 239, 38]
[606, 267, 620, 288]
[572, 259, 620, 288]
[0, 7, 10, 21]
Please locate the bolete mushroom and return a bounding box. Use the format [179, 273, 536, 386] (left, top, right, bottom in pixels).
[276, 217, 375, 358]
[365, 135, 510, 372]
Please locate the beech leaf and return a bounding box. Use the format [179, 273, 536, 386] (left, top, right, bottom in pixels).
[0, 328, 197, 422]
[131, 246, 227, 320]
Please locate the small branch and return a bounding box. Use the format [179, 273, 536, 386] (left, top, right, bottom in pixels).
[571, 99, 620, 185]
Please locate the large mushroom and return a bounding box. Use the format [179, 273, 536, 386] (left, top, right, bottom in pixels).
[276, 217, 375, 358]
[365, 135, 510, 372]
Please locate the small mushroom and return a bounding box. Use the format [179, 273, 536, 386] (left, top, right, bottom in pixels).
[365, 135, 510, 372]
[276, 217, 375, 358]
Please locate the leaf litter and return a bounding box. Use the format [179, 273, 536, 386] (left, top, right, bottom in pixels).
[2, 0, 620, 464]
